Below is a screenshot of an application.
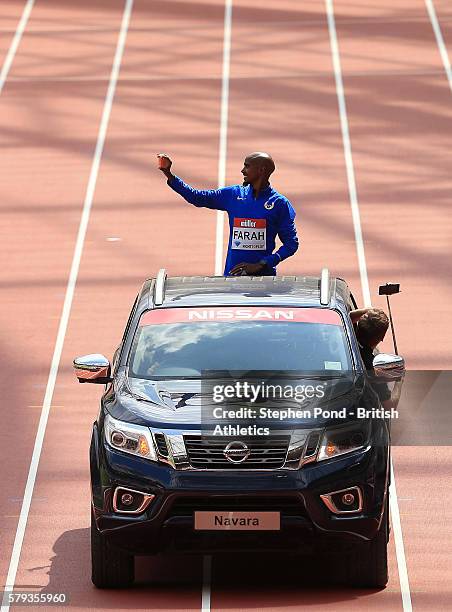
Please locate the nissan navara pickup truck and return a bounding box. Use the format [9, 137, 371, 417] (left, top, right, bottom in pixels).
[74, 269, 404, 589]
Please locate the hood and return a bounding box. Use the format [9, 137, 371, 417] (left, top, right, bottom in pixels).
[105, 368, 368, 429]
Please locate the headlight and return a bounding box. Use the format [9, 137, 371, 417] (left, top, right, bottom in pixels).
[104, 413, 157, 462]
[317, 421, 370, 461]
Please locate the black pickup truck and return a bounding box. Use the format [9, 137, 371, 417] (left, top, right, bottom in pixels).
[74, 270, 404, 589]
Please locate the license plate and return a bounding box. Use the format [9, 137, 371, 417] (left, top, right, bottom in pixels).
[194, 511, 280, 531]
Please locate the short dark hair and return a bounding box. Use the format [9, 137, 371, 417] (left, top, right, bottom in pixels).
[247, 152, 275, 176]
[357, 308, 389, 345]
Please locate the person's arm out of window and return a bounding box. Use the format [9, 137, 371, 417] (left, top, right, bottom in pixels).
[349, 308, 372, 323]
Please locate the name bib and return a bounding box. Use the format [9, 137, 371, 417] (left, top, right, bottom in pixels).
[232, 218, 266, 250]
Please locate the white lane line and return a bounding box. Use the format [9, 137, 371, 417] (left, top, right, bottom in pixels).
[325, 0, 370, 308]
[214, 0, 233, 276]
[0, 1, 134, 610]
[0, 0, 35, 94]
[390, 461, 413, 612]
[203, 2, 233, 604]
[201, 555, 212, 612]
[325, 1, 413, 610]
[425, 0, 452, 93]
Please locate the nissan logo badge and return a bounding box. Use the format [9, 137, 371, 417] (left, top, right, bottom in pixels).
[223, 441, 250, 464]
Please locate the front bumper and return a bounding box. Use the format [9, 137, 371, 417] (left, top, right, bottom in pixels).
[90, 423, 389, 554]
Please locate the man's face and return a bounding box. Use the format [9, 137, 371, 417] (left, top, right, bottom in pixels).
[370, 331, 387, 349]
[363, 330, 387, 350]
[241, 157, 262, 186]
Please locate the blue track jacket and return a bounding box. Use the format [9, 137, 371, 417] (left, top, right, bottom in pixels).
[168, 176, 299, 275]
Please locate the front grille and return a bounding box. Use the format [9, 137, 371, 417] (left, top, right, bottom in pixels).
[183, 435, 290, 469]
[168, 495, 306, 518]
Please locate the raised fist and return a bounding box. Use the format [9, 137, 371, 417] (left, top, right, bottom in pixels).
[157, 153, 172, 170]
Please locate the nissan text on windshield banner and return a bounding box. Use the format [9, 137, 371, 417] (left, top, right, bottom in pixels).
[139, 307, 342, 326]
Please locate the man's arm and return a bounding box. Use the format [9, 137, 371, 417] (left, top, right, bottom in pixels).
[157, 153, 231, 211]
[382, 380, 402, 410]
[350, 308, 370, 323]
[230, 201, 299, 275]
[261, 200, 299, 269]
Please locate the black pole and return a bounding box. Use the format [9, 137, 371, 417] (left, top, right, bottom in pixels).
[385, 294, 398, 355]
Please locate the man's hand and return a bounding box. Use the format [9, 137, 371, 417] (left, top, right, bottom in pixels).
[230, 261, 266, 276]
[350, 308, 370, 324]
[157, 153, 173, 179]
[382, 380, 403, 411]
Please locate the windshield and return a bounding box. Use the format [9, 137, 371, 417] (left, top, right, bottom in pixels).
[128, 307, 352, 379]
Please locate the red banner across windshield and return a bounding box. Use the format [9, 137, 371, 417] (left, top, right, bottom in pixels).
[139, 307, 342, 327]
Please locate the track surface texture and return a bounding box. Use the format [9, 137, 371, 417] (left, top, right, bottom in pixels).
[0, 0, 451, 610]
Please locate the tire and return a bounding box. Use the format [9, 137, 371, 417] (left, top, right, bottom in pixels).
[345, 503, 389, 589]
[91, 507, 134, 588]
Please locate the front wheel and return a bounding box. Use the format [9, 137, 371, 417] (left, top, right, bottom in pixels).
[345, 503, 389, 588]
[91, 507, 134, 588]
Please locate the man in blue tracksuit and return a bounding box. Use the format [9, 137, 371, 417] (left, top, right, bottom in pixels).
[157, 152, 299, 276]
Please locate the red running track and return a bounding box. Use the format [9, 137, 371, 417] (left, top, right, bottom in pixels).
[0, 0, 451, 610]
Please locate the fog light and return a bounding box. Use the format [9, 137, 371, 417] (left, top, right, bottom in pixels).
[342, 492, 355, 506]
[320, 486, 363, 514]
[113, 486, 155, 514]
[121, 493, 134, 506]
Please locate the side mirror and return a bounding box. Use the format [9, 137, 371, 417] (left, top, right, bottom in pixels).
[373, 353, 405, 382]
[73, 354, 112, 384]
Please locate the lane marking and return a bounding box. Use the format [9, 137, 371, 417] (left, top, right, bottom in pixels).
[203, 1, 233, 604]
[0, 1, 134, 609]
[390, 462, 413, 612]
[0, 0, 35, 94]
[214, 0, 233, 276]
[325, 1, 413, 610]
[27, 405, 63, 408]
[325, 0, 370, 307]
[425, 0, 452, 93]
[201, 555, 212, 612]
